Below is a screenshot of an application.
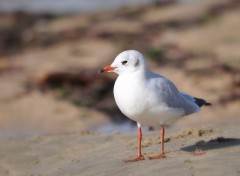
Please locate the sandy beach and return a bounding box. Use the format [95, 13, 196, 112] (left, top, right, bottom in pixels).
[0, 0, 239, 175]
[0, 125, 240, 176]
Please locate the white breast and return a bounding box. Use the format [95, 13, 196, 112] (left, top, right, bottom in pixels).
[113, 73, 147, 119]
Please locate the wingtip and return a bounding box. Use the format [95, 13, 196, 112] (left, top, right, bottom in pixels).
[205, 102, 212, 106]
[194, 97, 212, 107]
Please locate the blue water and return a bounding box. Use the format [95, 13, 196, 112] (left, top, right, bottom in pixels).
[0, 0, 200, 14]
[0, 0, 160, 14]
[95, 122, 153, 133]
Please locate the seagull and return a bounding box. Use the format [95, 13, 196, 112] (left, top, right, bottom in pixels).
[99, 50, 211, 162]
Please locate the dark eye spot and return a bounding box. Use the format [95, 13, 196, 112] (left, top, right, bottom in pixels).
[134, 59, 139, 67]
[121, 60, 128, 65]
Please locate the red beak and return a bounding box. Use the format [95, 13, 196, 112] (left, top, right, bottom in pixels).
[98, 66, 117, 73]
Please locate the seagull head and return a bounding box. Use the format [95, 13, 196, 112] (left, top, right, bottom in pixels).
[98, 50, 147, 75]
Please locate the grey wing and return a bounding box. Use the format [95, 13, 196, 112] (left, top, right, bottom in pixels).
[152, 76, 200, 114]
[180, 91, 195, 102]
[179, 91, 200, 114]
[151, 76, 183, 107]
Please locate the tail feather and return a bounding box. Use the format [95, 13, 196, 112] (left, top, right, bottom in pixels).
[194, 97, 211, 107]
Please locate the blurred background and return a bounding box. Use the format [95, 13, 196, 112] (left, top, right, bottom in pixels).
[0, 0, 239, 137]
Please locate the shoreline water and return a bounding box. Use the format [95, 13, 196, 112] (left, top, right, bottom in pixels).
[0, 0, 161, 14]
[0, 0, 201, 14]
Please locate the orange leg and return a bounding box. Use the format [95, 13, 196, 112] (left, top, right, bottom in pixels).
[148, 125, 166, 159]
[124, 127, 144, 163]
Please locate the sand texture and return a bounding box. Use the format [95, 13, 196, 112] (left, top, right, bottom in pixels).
[0, 0, 239, 175]
[0, 126, 240, 176]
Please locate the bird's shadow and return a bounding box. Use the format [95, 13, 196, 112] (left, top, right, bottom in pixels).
[181, 137, 240, 152]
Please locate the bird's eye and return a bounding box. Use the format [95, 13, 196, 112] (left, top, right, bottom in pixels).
[121, 60, 128, 65]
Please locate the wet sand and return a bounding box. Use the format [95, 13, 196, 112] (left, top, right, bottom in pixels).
[0, 125, 240, 176]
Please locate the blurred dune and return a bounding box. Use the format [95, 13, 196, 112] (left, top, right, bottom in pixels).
[0, 0, 239, 136]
